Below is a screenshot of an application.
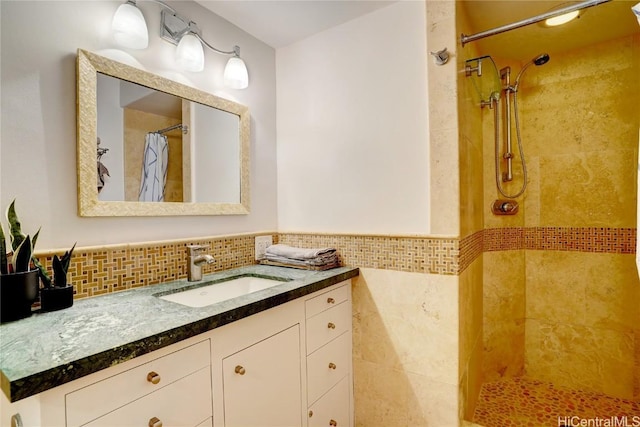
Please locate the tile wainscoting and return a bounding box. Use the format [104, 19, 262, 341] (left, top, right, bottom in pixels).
[32, 227, 636, 300]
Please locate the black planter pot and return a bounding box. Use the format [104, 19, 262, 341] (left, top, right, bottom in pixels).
[0, 269, 40, 323]
[40, 285, 74, 312]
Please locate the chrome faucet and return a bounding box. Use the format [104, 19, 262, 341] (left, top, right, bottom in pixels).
[187, 245, 215, 282]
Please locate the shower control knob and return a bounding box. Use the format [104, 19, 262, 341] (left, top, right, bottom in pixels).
[491, 199, 519, 216]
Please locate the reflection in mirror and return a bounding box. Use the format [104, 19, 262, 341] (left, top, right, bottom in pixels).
[77, 49, 249, 216]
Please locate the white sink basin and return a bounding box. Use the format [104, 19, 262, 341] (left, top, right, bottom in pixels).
[159, 276, 286, 307]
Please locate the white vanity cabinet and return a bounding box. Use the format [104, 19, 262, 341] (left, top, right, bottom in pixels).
[6, 279, 353, 427]
[305, 285, 353, 427]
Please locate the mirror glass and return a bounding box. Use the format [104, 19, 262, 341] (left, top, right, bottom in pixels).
[77, 49, 250, 216]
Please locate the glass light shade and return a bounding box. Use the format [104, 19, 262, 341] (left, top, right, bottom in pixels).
[176, 34, 205, 72]
[224, 57, 249, 89]
[545, 10, 579, 26]
[112, 2, 149, 49]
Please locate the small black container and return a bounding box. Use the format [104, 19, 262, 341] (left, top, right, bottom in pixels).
[40, 285, 74, 312]
[0, 269, 40, 323]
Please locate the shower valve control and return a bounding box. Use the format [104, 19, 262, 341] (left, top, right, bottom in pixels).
[492, 199, 519, 216]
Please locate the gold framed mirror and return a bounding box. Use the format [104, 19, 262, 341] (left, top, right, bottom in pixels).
[77, 49, 250, 216]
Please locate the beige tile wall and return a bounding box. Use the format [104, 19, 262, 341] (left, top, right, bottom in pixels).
[352, 268, 460, 426]
[480, 33, 640, 401]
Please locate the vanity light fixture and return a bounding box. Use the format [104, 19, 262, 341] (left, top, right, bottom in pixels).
[112, 0, 149, 49]
[111, 0, 249, 89]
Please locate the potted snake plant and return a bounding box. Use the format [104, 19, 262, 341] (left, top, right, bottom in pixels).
[39, 242, 76, 312]
[0, 201, 41, 322]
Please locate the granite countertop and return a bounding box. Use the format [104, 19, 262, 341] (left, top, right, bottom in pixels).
[0, 264, 359, 402]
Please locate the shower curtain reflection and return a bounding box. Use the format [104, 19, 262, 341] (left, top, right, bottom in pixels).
[138, 132, 168, 202]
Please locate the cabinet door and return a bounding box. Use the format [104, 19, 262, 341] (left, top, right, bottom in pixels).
[222, 325, 302, 427]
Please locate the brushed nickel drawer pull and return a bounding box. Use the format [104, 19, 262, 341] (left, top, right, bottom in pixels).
[148, 417, 162, 427]
[327, 297, 335, 304]
[146, 371, 161, 385]
[327, 322, 336, 329]
[328, 362, 337, 370]
[235, 365, 246, 375]
[330, 420, 337, 426]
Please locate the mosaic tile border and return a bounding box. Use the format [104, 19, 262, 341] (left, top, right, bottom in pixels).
[35, 233, 267, 300]
[484, 227, 637, 254]
[31, 227, 636, 301]
[277, 233, 460, 275]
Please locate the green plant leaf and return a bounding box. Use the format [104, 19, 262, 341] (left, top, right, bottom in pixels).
[6, 199, 26, 251]
[12, 234, 32, 273]
[35, 257, 52, 288]
[52, 255, 68, 288]
[60, 243, 76, 271]
[0, 222, 7, 275]
[32, 227, 41, 250]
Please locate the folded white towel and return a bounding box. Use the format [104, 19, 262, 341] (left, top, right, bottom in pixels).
[265, 244, 336, 261]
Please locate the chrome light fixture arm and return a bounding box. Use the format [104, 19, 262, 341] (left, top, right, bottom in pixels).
[160, 9, 237, 57]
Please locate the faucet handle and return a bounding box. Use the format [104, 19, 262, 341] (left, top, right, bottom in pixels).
[187, 244, 210, 255]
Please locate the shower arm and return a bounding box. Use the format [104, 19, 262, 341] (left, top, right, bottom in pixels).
[461, 0, 611, 45]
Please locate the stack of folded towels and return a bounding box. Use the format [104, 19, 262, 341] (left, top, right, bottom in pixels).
[263, 244, 340, 270]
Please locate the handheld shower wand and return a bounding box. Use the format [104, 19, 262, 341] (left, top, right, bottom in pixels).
[495, 53, 550, 199]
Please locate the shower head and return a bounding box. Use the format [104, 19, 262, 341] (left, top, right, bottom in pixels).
[514, 53, 550, 91]
[533, 53, 550, 66]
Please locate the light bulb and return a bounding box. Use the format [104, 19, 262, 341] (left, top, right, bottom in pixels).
[176, 34, 205, 72]
[224, 57, 249, 89]
[112, 1, 148, 49]
[545, 10, 580, 26]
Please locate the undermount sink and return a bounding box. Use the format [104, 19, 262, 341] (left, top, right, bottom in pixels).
[157, 275, 288, 308]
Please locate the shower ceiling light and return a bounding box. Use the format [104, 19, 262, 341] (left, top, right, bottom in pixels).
[544, 10, 580, 26]
[111, 0, 249, 89]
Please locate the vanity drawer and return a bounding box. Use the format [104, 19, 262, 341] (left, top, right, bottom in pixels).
[307, 331, 351, 405]
[306, 301, 351, 355]
[83, 366, 212, 427]
[308, 376, 350, 427]
[305, 283, 350, 319]
[66, 339, 210, 427]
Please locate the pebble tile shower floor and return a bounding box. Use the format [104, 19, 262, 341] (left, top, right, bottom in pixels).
[473, 377, 640, 426]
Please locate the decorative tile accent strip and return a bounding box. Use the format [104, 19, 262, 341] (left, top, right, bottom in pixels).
[32, 227, 636, 301]
[483, 227, 637, 254]
[35, 233, 268, 300]
[277, 233, 460, 275]
[459, 230, 483, 272]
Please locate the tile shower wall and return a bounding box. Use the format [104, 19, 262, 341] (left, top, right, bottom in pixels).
[481, 34, 640, 400]
[455, 0, 485, 419]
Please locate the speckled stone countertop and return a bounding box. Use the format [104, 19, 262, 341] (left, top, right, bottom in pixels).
[0, 265, 359, 402]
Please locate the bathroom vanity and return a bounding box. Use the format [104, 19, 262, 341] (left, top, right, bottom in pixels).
[0, 265, 358, 427]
